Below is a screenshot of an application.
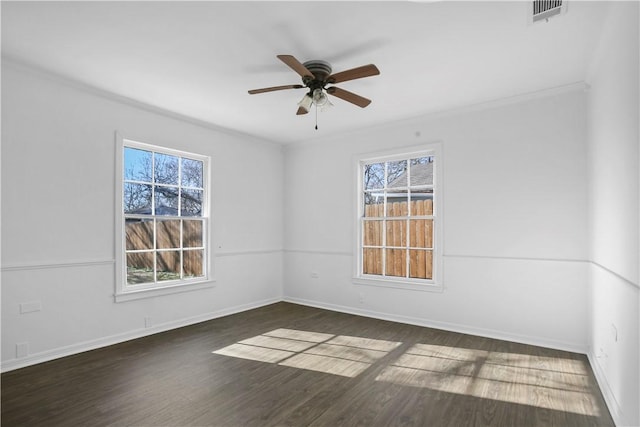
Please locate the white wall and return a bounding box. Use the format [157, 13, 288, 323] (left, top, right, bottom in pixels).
[284, 89, 589, 352]
[2, 6, 638, 424]
[1, 61, 284, 371]
[586, 2, 640, 426]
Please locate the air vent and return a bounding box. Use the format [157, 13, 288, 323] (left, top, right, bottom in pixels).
[532, 0, 565, 23]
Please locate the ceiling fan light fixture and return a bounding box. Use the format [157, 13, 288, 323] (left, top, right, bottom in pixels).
[320, 97, 334, 112]
[297, 93, 313, 112]
[312, 88, 329, 107]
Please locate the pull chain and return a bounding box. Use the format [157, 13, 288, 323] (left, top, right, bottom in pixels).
[315, 104, 318, 130]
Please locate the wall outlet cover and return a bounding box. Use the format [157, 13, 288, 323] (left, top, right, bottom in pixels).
[16, 342, 29, 358]
[20, 301, 42, 314]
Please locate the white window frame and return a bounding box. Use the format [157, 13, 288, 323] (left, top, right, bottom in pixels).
[114, 133, 214, 302]
[353, 143, 443, 292]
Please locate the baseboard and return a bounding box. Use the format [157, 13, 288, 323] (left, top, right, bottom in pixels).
[283, 296, 588, 354]
[1, 297, 281, 373]
[1, 294, 589, 372]
[587, 349, 626, 427]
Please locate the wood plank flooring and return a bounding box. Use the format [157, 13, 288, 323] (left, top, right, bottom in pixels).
[1, 302, 614, 426]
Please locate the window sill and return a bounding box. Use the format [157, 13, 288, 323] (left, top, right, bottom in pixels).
[115, 279, 216, 302]
[352, 276, 443, 293]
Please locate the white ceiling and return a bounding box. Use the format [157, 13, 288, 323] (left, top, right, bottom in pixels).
[2, 1, 608, 144]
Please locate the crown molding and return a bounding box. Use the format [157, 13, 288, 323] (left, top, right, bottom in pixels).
[1, 55, 283, 147]
[284, 80, 589, 150]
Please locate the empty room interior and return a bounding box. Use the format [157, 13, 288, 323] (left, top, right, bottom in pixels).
[1, 1, 639, 426]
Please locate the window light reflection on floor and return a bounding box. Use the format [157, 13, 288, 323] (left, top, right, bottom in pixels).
[374, 343, 600, 417]
[212, 328, 402, 378]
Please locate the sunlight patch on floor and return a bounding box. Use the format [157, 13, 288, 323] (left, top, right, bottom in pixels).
[375, 343, 600, 417]
[213, 328, 402, 378]
[325, 335, 402, 352]
[264, 328, 334, 342]
[280, 337, 401, 377]
[306, 343, 388, 363]
[239, 335, 318, 353]
[213, 343, 294, 363]
[279, 352, 372, 377]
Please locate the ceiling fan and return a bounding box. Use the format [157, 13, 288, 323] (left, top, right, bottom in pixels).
[248, 55, 380, 118]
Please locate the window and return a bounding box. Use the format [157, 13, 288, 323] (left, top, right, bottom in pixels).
[115, 136, 212, 301]
[355, 145, 442, 290]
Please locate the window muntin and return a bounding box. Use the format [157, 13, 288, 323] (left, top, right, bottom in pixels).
[359, 153, 437, 285]
[120, 141, 208, 291]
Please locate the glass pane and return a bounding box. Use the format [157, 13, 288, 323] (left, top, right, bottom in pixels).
[123, 183, 152, 214]
[385, 249, 407, 277]
[183, 220, 203, 248]
[127, 252, 154, 285]
[157, 251, 181, 281]
[181, 189, 203, 217]
[154, 153, 179, 185]
[409, 219, 433, 248]
[362, 220, 383, 246]
[124, 147, 152, 182]
[409, 249, 433, 279]
[364, 192, 384, 217]
[410, 157, 434, 186]
[410, 190, 434, 216]
[157, 220, 180, 249]
[386, 220, 407, 247]
[125, 219, 153, 250]
[182, 158, 203, 188]
[387, 160, 408, 187]
[364, 163, 384, 190]
[386, 192, 408, 217]
[154, 186, 179, 216]
[362, 248, 383, 275]
[183, 249, 204, 278]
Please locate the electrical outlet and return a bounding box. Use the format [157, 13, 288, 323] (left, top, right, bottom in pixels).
[16, 342, 29, 358]
[20, 301, 42, 314]
[144, 317, 152, 328]
[310, 271, 320, 279]
[358, 292, 365, 304]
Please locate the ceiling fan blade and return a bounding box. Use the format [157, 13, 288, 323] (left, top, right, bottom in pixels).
[326, 87, 372, 108]
[296, 106, 309, 115]
[328, 64, 380, 84]
[248, 84, 304, 95]
[277, 55, 314, 78]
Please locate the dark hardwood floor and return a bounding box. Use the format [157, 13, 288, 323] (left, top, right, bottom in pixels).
[1, 302, 614, 426]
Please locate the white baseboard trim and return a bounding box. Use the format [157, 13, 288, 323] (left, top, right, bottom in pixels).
[1, 297, 281, 373]
[7, 294, 621, 423]
[283, 296, 588, 354]
[1, 294, 590, 376]
[587, 349, 626, 427]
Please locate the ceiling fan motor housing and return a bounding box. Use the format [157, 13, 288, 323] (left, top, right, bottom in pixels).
[302, 60, 332, 89]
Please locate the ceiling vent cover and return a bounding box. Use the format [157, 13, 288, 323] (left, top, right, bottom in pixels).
[532, 0, 565, 23]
